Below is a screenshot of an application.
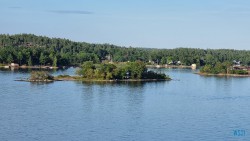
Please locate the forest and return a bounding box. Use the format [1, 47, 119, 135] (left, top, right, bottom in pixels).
[1, 34, 250, 67]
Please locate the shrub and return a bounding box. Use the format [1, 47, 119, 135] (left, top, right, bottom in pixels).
[30, 71, 54, 81]
[230, 70, 248, 75]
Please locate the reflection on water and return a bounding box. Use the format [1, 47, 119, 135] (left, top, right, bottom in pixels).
[0, 67, 75, 75]
[0, 68, 249, 141]
[78, 81, 147, 87]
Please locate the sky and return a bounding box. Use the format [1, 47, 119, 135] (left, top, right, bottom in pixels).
[1, 0, 250, 50]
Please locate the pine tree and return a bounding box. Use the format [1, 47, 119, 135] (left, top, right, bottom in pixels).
[7, 54, 13, 64]
[28, 56, 32, 66]
[53, 56, 57, 67]
[39, 53, 45, 65]
[17, 52, 23, 65]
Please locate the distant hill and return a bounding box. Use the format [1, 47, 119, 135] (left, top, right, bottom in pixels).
[0, 34, 250, 66]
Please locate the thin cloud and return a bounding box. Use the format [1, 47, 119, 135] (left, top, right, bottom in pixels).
[49, 10, 93, 15]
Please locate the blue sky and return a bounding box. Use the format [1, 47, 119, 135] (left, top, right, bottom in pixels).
[1, 0, 250, 49]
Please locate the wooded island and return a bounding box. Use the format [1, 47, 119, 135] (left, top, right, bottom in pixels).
[199, 62, 250, 76]
[26, 61, 170, 82]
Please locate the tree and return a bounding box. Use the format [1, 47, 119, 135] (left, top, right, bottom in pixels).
[53, 56, 57, 67]
[0, 50, 3, 63]
[30, 71, 54, 81]
[28, 56, 33, 66]
[160, 57, 167, 65]
[200, 65, 212, 73]
[127, 61, 147, 79]
[7, 54, 13, 64]
[167, 56, 173, 64]
[17, 52, 23, 65]
[39, 53, 46, 65]
[76, 61, 95, 78]
[49, 53, 54, 62]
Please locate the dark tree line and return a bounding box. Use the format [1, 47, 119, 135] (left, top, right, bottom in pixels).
[1, 34, 250, 66]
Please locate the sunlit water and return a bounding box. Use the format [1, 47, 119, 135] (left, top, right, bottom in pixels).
[0, 68, 249, 141]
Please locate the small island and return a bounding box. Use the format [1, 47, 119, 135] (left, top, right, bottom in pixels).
[23, 61, 171, 82]
[56, 61, 171, 81]
[198, 62, 250, 77]
[15, 71, 55, 82]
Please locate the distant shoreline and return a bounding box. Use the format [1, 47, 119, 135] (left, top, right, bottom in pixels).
[146, 65, 195, 69]
[0, 65, 62, 69]
[196, 72, 250, 77]
[1, 64, 195, 70]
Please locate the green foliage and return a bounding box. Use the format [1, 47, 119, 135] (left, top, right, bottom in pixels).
[200, 62, 229, 74]
[39, 53, 46, 65]
[143, 71, 168, 79]
[200, 64, 212, 73]
[76, 61, 95, 78]
[200, 61, 248, 75]
[28, 56, 33, 66]
[17, 52, 23, 65]
[53, 56, 57, 67]
[29, 71, 54, 81]
[57, 74, 71, 78]
[7, 54, 13, 63]
[229, 70, 248, 75]
[127, 61, 147, 79]
[1, 34, 250, 67]
[160, 57, 168, 65]
[76, 61, 169, 80]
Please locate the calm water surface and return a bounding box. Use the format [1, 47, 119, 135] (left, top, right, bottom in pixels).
[0, 68, 249, 141]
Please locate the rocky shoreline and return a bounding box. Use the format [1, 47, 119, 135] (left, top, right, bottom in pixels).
[55, 75, 171, 82]
[15, 75, 171, 82]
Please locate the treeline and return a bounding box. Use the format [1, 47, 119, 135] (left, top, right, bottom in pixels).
[1, 34, 250, 66]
